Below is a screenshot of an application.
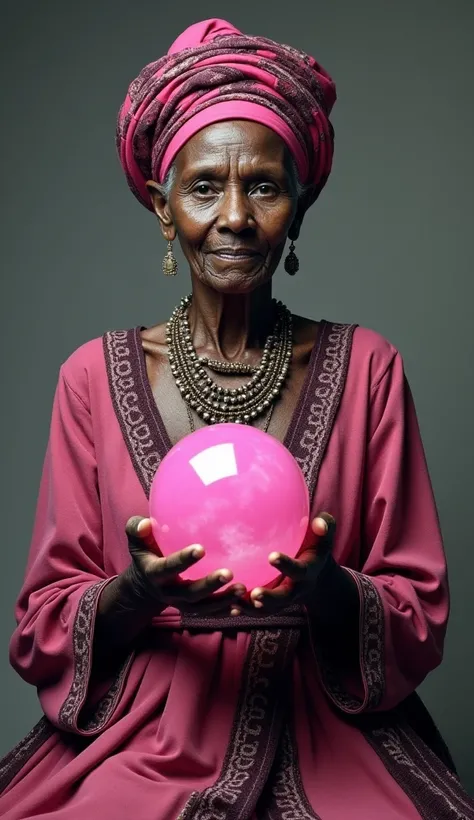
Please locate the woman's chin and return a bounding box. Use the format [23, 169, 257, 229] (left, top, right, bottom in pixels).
[200, 266, 272, 294]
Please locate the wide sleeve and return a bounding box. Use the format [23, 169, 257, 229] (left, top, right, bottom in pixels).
[316, 351, 449, 714]
[9, 366, 133, 736]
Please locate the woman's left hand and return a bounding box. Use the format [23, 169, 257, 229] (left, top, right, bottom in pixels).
[231, 512, 336, 616]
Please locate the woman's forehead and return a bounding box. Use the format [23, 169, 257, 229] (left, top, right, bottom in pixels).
[175, 121, 289, 173]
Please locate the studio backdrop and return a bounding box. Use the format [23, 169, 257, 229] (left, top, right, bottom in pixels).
[0, 0, 473, 793]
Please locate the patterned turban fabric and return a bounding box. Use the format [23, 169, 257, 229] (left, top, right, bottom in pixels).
[116, 18, 337, 211]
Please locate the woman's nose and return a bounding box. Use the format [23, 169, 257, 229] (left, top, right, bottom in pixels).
[216, 186, 254, 233]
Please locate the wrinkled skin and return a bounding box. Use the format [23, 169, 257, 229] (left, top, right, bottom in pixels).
[126, 120, 334, 616]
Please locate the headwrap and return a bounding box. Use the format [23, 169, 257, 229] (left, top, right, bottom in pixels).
[117, 19, 336, 211]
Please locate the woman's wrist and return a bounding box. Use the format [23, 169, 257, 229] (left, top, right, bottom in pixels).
[306, 556, 360, 664]
[114, 564, 165, 616]
[92, 568, 164, 677]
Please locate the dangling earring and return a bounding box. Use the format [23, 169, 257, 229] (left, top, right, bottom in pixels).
[162, 240, 178, 276]
[284, 240, 299, 275]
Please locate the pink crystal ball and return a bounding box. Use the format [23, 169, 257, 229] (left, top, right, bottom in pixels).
[149, 423, 310, 589]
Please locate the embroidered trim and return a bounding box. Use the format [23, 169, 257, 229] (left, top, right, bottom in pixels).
[104, 323, 356, 504]
[181, 629, 299, 820]
[286, 322, 356, 499]
[0, 717, 54, 795]
[102, 320, 357, 818]
[103, 330, 166, 497]
[317, 571, 385, 713]
[58, 580, 132, 734]
[79, 654, 132, 734]
[258, 725, 322, 819]
[181, 605, 305, 631]
[364, 723, 474, 819]
[177, 792, 200, 820]
[356, 573, 385, 710]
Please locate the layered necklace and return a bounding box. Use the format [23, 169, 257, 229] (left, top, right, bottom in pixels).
[166, 295, 293, 430]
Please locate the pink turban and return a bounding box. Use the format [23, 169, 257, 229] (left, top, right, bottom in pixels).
[116, 19, 337, 211]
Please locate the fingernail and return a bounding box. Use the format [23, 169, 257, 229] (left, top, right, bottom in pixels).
[253, 600, 264, 609]
[219, 575, 230, 584]
[231, 608, 241, 616]
[191, 545, 204, 559]
[234, 587, 245, 597]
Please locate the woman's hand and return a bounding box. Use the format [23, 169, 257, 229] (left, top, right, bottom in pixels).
[231, 513, 336, 616]
[124, 516, 246, 615]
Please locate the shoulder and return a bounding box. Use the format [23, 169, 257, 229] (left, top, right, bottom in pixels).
[323, 322, 410, 426]
[319, 320, 403, 393]
[351, 325, 399, 383]
[59, 330, 133, 405]
[294, 315, 402, 389]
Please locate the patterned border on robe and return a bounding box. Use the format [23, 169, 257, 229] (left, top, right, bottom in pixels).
[0, 581, 135, 795]
[178, 629, 299, 820]
[103, 320, 357, 500]
[173, 321, 357, 819]
[314, 569, 385, 714]
[256, 725, 323, 820]
[57, 579, 134, 734]
[285, 321, 356, 500]
[103, 328, 168, 496]
[0, 319, 356, 807]
[0, 718, 54, 794]
[361, 716, 474, 819]
[255, 717, 474, 820]
[2, 320, 473, 817]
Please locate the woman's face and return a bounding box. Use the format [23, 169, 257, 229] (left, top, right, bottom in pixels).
[154, 121, 302, 294]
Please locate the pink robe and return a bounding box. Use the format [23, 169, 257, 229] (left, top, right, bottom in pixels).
[0, 321, 472, 819]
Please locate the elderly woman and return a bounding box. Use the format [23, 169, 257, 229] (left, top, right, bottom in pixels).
[0, 18, 472, 820]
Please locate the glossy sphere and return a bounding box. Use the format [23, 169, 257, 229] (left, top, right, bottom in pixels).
[149, 424, 310, 589]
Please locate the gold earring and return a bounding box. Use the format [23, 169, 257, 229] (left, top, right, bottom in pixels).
[162, 240, 178, 276]
[284, 240, 299, 275]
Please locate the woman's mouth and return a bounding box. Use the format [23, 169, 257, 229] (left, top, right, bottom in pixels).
[209, 248, 261, 261]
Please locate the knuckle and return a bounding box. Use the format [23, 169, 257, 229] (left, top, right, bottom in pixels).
[320, 512, 336, 529]
[160, 557, 175, 574]
[126, 516, 145, 542]
[163, 554, 187, 575]
[181, 583, 199, 601]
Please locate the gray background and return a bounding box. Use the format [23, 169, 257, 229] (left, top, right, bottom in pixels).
[1, 0, 473, 793]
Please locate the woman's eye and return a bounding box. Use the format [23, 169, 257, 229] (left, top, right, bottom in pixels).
[253, 184, 278, 196]
[193, 183, 213, 195]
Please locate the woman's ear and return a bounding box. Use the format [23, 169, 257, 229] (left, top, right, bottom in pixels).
[288, 216, 302, 242]
[146, 180, 176, 241]
[289, 189, 314, 241]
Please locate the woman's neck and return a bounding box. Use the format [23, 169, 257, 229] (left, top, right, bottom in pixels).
[187, 279, 275, 362]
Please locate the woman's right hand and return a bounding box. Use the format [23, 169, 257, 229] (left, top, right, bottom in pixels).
[124, 516, 246, 615]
